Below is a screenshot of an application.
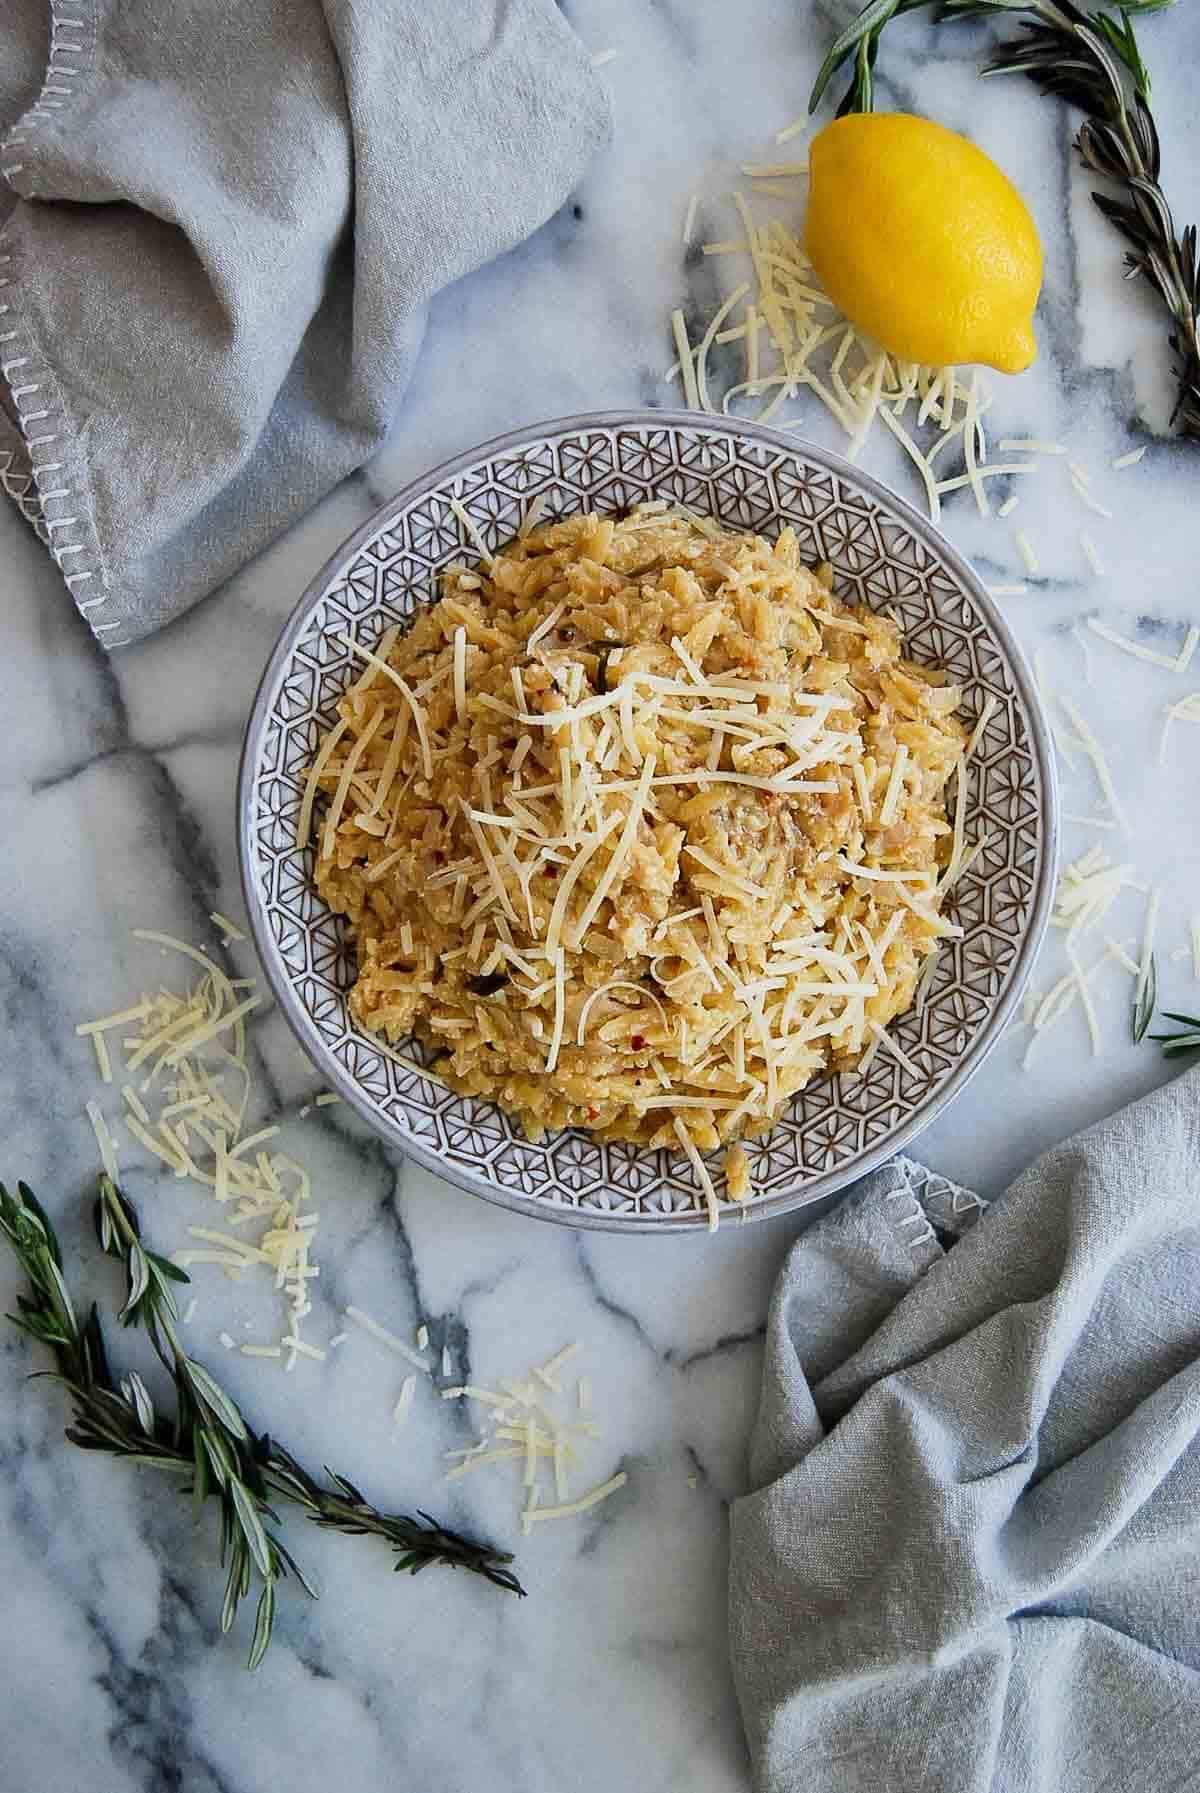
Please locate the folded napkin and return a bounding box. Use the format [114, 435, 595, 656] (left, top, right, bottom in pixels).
[730, 1068, 1200, 1793]
[0, 1, 609, 647]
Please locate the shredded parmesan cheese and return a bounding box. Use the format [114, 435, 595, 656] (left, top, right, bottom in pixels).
[345, 1305, 431, 1372]
[309, 510, 965, 1217]
[673, 1116, 721, 1232]
[1080, 533, 1105, 577]
[671, 308, 701, 411]
[1014, 530, 1039, 576]
[1071, 476, 1113, 519]
[449, 498, 492, 566]
[452, 626, 468, 725]
[297, 717, 347, 849]
[1058, 695, 1127, 830]
[1085, 618, 1181, 671]
[525, 1472, 628, 1524]
[869, 1020, 921, 1077]
[393, 1375, 417, 1427]
[657, 185, 1026, 523]
[878, 743, 908, 827]
[77, 932, 336, 1364]
[999, 438, 1066, 455]
[436, 1343, 627, 1530]
[964, 696, 997, 762]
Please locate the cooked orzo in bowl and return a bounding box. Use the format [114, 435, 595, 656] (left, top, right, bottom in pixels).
[239, 412, 1056, 1232]
[304, 506, 972, 1223]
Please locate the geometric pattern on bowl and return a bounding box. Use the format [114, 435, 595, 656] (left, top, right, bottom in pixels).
[239, 412, 1057, 1231]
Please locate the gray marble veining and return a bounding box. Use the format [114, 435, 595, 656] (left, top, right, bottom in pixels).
[3, 1, 1199, 1787]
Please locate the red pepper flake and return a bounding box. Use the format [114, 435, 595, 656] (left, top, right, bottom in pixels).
[543, 864, 559, 878]
[630, 1034, 646, 1051]
[587, 1106, 600, 1120]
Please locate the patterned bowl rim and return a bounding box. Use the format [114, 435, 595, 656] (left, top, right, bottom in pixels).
[237, 410, 1059, 1232]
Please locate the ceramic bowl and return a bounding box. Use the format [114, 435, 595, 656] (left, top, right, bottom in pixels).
[238, 412, 1057, 1231]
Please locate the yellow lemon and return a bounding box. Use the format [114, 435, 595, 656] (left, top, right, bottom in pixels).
[805, 112, 1042, 375]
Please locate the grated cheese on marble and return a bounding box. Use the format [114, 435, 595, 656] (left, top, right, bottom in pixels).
[1071, 475, 1113, 519]
[661, 173, 1020, 524]
[1086, 618, 1182, 671]
[1159, 691, 1200, 764]
[998, 438, 1066, 455]
[1014, 530, 1039, 576]
[76, 930, 332, 1366]
[1024, 849, 1150, 1062]
[1080, 534, 1104, 577]
[440, 1343, 625, 1531]
[1058, 696, 1127, 830]
[393, 1375, 418, 1427]
[525, 1472, 628, 1525]
[345, 1305, 431, 1372]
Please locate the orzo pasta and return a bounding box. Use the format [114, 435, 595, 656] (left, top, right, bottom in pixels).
[304, 508, 967, 1222]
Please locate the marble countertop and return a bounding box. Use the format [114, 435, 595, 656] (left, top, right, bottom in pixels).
[3, 2, 1200, 1788]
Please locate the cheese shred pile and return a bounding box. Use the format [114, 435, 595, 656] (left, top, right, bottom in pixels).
[666, 187, 1016, 525]
[77, 928, 322, 1368]
[664, 173, 1148, 563]
[441, 1341, 627, 1531]
[1022, 847, 1148, 1064]
[308, 508, 970, 1221]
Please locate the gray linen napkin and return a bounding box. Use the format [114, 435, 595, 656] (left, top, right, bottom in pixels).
[0, 1, 609, 648]
[730, 1067, 1200, 1793]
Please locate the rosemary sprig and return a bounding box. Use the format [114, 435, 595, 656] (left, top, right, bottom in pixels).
[809, 0, 933, 116]
[1149, 1010, 1200, 1055]
[1, 1176, 523, 1669]
[809, 0, 1200, 438]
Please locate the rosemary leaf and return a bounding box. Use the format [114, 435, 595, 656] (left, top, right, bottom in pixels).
[1132, 950, 1157, 1042]
[809, 0, 905, 112]
[1149, 1010, 1200, 1054]
[0, 1174, 525, 1671]
[229, 1479, 274, 1580]
[185, 1359, 250, 1442]
[248, 1580, 275, 1673]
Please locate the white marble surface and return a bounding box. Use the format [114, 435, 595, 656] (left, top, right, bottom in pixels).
[3, 2, 1200, 1788]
